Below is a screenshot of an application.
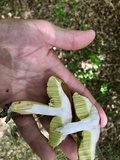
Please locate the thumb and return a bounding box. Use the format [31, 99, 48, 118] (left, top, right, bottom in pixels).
[36, 20, 95, 50]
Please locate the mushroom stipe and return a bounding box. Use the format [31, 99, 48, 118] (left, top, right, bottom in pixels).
[73, 93, 100, 160]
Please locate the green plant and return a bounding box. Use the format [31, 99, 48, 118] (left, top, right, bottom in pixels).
[53, 2, 67, 20]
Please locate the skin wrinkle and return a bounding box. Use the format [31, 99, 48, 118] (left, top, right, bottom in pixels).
[45, 26, 57, 49]
[15, 49, 51, 75]
[18, 45, 47, 59]
[13, 69, 39, 80]
[33, 23, 48, 48]
[47, 50, 72, 83]
[69, 31, 76, 51]
[36, 21, 56, 49]
[12, 59, 42, 81]
[7, 53, 52, 104]
[1, 21, 45, 58]
[0, 48, 13, 69]
[64, 72, 85, 95]
[30, 22, 52, 54]
[8, 22, 32, 47]
[0, 71, 15, 78]
[11, 78, 46, 103]
[0, 59, 12, 69]
[53, 25, 75, 50]
[12, 68, 51, 103]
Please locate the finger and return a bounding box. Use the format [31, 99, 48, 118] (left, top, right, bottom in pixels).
[93, 101, 107, 128]
[13, 115, 55, 160]
[40, 116, 78, 160]
[36, 20, 95, 50]
[46, 50, 107, 127]
[60, 136, 78, 160]
[61, 72, 108, 127]
[69, 79, 107, 127]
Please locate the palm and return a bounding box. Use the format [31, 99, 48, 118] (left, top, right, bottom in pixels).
[0, 20, 61, 106]
[0, 19, 107, 160]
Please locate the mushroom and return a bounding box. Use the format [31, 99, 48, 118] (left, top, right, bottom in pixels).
[8, 76, 72, 148]
[7, 76, 100, 159]
[56, 93, 100, 160]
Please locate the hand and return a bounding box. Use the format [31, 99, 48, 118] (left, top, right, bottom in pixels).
[0, 19, 107, 160]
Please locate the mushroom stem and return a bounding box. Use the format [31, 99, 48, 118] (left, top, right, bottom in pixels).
[9, 101, 63, 116]
[56, 104, 100, 136]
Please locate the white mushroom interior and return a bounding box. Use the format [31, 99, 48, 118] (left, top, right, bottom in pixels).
[56, 104, 100, 136]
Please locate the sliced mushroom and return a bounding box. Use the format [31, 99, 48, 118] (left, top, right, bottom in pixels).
[56, 93, 100, 160]
[7, 76, 100, 159]
[8, 76, 72, 148]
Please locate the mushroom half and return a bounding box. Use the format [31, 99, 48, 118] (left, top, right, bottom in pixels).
[8, 76, 72, 148]
[56, 93, 100, 160]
